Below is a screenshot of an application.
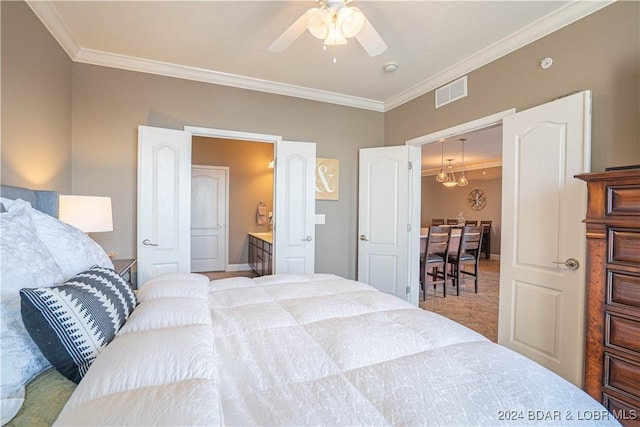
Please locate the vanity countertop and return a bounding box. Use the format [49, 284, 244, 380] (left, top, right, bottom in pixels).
[248, 232, 273, 244]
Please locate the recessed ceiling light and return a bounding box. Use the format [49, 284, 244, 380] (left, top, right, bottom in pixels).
[383, 62, 398, 73]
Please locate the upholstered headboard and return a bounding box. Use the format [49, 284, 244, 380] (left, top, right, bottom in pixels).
[0, 184, 59, 218]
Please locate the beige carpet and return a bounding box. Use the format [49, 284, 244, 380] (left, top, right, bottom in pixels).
[200, 261, 500, 343]
[201, 270, 257, 280]
[420, 259, 500, 342]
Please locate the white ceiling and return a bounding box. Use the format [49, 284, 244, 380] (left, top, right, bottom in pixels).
[26, 0, 610, 171]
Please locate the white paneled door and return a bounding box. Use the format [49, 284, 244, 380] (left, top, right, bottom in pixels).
[191, 166, 228, 272]
[358, 145, 421, 303]
[274, 141, 316, 274]
[499, 91, 591, 386]
[137, 125, 192, 286]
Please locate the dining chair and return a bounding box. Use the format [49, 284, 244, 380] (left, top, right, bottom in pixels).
[480, 220, 492, 259]
[446, 225, 483, 295]
[421, 226, 451, 299]
[465, 220, 478, 226]
[431, 218, 444, 225]
[446, 219, 458, 225]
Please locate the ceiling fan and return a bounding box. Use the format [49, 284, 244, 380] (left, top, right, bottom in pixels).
[268, 0, 388, 57]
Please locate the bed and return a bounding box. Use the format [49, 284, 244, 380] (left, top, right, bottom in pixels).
[1, 185, 622, 426]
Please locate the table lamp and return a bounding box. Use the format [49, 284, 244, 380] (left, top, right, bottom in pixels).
[59, 195, 113, 233]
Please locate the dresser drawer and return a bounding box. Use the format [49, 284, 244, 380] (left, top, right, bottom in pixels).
[609, 229, 640, 266]
[603, 394, 640, 427]
[608, 185, 640, 216]
[609, 272, 640, 310]
[605, 354, 640, 400]
[607, 313, 640, 354]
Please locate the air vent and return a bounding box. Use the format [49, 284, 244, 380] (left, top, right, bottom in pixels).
[435, 76, 467, 108]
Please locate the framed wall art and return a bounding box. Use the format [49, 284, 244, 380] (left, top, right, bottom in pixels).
[315, 157, 339, 201]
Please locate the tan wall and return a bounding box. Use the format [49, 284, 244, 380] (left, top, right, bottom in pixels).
[192, 137, 274, 266]
[421, 168, 502, 256]
[386, 1, 640, 172]
[1, 1, 72, 192]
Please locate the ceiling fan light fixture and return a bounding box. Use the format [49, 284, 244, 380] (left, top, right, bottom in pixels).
[307, 8, 331, 39]
[338, 6, 364, 38]
[324, 20, 348, 45]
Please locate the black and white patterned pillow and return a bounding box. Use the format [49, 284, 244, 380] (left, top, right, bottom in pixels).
[20, 266, 137, 383]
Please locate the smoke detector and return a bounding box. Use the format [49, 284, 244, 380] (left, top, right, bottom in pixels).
[383, 62, 398, 73]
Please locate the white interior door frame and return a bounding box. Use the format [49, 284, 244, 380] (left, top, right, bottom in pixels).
[405, 109, 516, 147]
[184, 126, 282, 272]
[185, 126, 282, 145]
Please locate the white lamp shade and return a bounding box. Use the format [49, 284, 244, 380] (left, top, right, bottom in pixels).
[59, 195, 113, 233]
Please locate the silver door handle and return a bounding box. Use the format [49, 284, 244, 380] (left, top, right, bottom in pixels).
[360, 235, 368, 241]
[301, 235, 312, 242]
[553, 258, 579, 270]
[142, 239, 159, 247]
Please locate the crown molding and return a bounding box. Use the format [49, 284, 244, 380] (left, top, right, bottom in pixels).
[421, 158, 503, 177]
[28, 0, 613, 113]
[74, 49, 385, 112]
[382, 0, 615, 111]
[26, 0, 80, 58]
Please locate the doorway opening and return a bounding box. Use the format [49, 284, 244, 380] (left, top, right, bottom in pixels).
[186, 126, 279, 275]
[406, 108, 514, 342]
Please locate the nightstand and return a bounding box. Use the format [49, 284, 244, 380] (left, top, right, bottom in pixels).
[112, 259, 137, 290]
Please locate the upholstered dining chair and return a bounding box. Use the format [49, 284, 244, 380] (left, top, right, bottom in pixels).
[446, 219, 458, 225]
[447, 225, 483, 296]
[431, 218, 444, 225]
[465, 220, 478, 226]
[421, 226, 451, 299]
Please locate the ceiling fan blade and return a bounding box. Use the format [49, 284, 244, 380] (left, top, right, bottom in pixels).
[268, 11, 312, 53]
[355, 16, 387, 57]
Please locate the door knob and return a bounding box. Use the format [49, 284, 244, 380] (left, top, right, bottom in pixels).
[142, 239, 159, 247]
[360, 235, 368, 241]
[301, 235, 313, 242]
[553, 258, 579, 270]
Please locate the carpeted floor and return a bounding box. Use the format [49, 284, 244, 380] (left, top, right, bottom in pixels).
[201, 270, 258, 280]
[419, 258, 500, 342]
[201, 260, 500, 343]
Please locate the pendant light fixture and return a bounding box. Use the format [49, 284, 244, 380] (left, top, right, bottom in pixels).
[457, 138, 469, 186]
[435, 141, 448, 183]
[442, 159, 458, 187]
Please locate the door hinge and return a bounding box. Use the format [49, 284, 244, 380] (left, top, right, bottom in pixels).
[407, 224, 412, 232]
[406, 285, 411, 295]
[408, 161, 413, 170]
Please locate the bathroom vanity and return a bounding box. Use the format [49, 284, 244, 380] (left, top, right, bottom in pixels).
[248, 232, 273, 276]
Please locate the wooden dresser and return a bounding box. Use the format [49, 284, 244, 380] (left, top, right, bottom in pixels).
[577, 168, 640, 425]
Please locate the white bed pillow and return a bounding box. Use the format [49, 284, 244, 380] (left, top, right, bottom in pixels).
[0, 200, 64, 424]
[0, 197, 114, 280]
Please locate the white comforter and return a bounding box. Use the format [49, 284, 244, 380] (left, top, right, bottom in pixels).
[55, 273, 619, 426]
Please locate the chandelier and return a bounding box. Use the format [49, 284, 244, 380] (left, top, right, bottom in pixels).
[306, 1, 365, 46]
[457, 138, 469, 186]
[435, 138, 469, 187]
[442, 159, 458, 187]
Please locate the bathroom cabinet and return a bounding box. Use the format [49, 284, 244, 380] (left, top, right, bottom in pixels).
[248, 232, 272, 276]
